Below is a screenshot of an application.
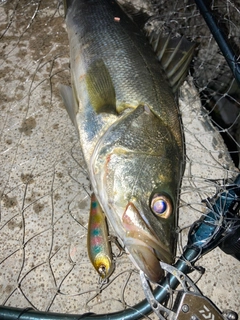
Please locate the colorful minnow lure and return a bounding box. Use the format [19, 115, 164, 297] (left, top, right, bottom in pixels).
[87, 193, 114, 279]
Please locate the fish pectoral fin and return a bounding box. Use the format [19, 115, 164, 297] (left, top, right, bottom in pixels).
[149, 32, 195, 92]
[86, 59, 117, 114]
[59, 84, 78, 128]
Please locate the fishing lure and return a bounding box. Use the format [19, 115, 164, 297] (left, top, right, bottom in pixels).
[87, 193, 114, 279]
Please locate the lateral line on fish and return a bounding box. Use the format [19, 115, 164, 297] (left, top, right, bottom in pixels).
[63, 0, 194, 283]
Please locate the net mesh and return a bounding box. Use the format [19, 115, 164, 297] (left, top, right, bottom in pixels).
[0, 0, 239, 318]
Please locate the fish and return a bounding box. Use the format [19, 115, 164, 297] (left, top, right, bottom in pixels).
[87, 193, 114, 279]
[61, 0, 195, 282]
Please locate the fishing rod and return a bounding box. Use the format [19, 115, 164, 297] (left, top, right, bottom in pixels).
[194, 0, 240, 87]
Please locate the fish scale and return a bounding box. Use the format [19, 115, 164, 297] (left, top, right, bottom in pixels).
[62, 0, 195, 282]
[66, 0, 183, 151]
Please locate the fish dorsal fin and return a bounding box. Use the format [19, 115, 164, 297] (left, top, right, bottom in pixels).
[116, 1, 150, 29]
[149, 32, 195, 92]
[86, 59, 117, 114]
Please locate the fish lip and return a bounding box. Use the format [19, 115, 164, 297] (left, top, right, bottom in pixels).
[125, 238, 164, 283]
[122, 201, 174, 268]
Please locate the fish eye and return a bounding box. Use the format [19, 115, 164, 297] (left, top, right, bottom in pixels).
[150, 193, 173, 218]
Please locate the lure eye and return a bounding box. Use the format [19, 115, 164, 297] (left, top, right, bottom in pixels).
[150, 193, 172, 218]
[98, 265, 107, 278]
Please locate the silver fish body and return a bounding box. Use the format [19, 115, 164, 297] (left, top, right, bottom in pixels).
[62, 0, 193, 282]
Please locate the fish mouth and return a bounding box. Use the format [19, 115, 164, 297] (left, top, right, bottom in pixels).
[125, 239, 164, 282]
[122, 201, 174, 283]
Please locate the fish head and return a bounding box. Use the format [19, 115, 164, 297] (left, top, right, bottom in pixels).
[92, 104, 184, 283]
[120, 170, 180, 283]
